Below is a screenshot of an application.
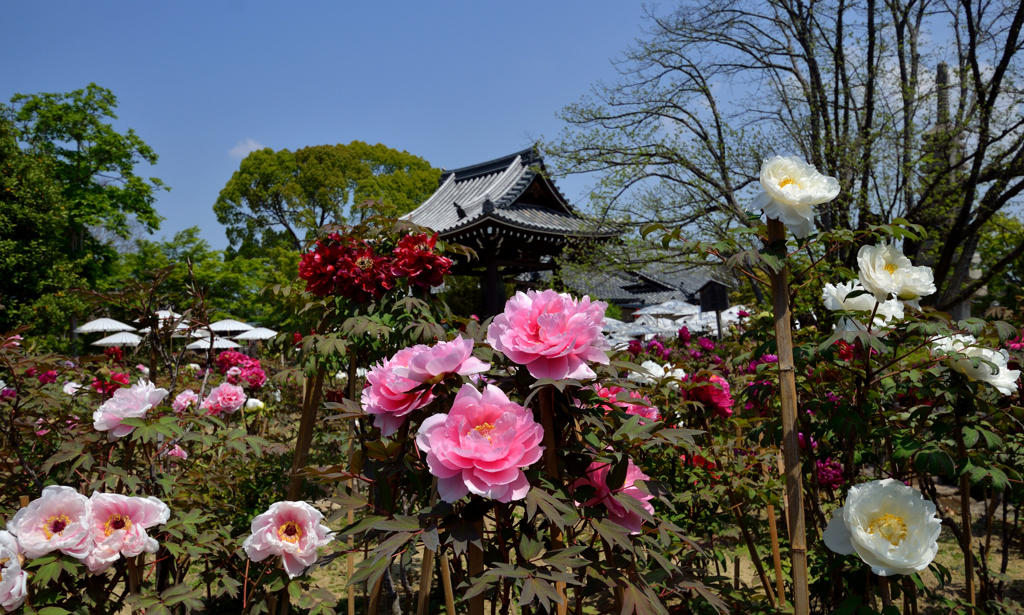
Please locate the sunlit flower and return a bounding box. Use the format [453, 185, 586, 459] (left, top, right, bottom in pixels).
[93, 380, 169, 439]
[572, 457, 654, 534]
[822, 281, 905, 331]
[362, 346, 436, 437]
[7, 486, 92, 559]
[201, 382, 247, 417]
[62, 381, 83, 397]
[243, 501, 333, 578]
[391, 233, 453, 287]
[628, 360, 686, 387]
[823, 479, 940, 576]
[83, 493, 170, 573]
[752, 155, 841, 238]
[0, 531, 27, 612]
[245, 398, 265, 412]
[856, 242, 935, 308]
[172, 389, 199, 413]
[933, 334, 1020, 396]
[416, 384, 544, 503]
[402, 336, 490, 383]
[487, 290, 610, 380]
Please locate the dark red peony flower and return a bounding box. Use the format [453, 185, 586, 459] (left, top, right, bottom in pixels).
[391, 233, 453, 288]
[91, 372, 130, 396]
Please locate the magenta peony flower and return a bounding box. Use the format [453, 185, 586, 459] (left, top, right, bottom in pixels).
[486, 289, 610, 380]
[83, 492, 170, 573]
[403, 336, 490, 383]
[362, 346, 436, 437]
[166, 445, 188, 460]
[172, 389, 199, 414]
[7, 486, 93, 559]
[678, 327, 692, 345]
[817, 458, 844, 489]
[37, 370, 58, 385]
[0, 531, 27, 612]
[93, 380, 169, 439]
[416, 384, 544, 503]
[687, 374, 734, 418]
[243, 501, 333, 578]
[573, 458, 654, 534]
[201, 382, 247, 417]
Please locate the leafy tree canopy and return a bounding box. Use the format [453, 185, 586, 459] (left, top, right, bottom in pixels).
[214, 141, 439, 256]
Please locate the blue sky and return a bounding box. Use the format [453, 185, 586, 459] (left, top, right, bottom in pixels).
[3, 1, 647, 250]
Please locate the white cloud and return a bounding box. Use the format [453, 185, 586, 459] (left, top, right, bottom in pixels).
[228, 138, 265, 159]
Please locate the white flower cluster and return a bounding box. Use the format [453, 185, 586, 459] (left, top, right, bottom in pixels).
[932, 334, 1020, 396]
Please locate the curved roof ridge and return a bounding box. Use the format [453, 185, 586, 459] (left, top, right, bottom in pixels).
[440, 146, 539, 182]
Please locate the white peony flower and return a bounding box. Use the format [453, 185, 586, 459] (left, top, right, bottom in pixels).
[629, 360, 686, 388]
[856, 242, 935, 308]
[822, 281, 904, 331]
[823, 479, 941, 576]
[63, 381, 83, 397]
[933, 334, 1020, 396]
[245, 398, 265, 411]
[752, 155, 841, 238]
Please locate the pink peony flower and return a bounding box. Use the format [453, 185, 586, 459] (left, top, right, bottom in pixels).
[403, 336, 490, 383]
[93, 380, 169, 439]
[7, 485, 93, 559]
[486, 290, 610, 380]
[166, 445, 188, 460]
[37, 370, 58, 385]
[686, 374, 734, 418]
[201, 382, 247, 417]
[362, 347, 436, 437]
[416, 384, 544, 503]
[172, 389, 199, 413]
[226, 366, 242, 378]
[573, 458, 654, 534]
[243, 501, 333, 578]
[83, 492, 170, 573]
[591, 385, 660, 423]
[0, 531, 28, 612]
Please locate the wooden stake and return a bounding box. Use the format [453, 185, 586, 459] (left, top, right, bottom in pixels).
[539, 387, 569, 615]
[440, 554, 456, 615]
[19, 495, 29, 509]
[765, 218, 809, 615]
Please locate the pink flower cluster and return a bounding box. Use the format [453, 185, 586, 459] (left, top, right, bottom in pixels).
[5, 486, 169, 575]
[487, 290, 610, 380]
[416, 384, 544, 503]
[591, 385, 660, 423]
[215, 351, 266, 389]
[573, 457, 655, 534]
[93, 380, 169, 439]
[362, 336, 489, 437]
[243, 501, 333, 578]
[172, 389, 199, 413]
[685, 373, 735, 418]
[201, 383, 247, 417]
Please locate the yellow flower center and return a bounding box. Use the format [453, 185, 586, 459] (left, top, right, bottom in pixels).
[104, 513, 133, 536]
[472, 422, 496, 441]
[884, 263, 899, 275]
[778, 178, 798, 189]
[277, 521, 303, 544]
[0, 557, 8, 566]
[41, 514, 72, 540]
[867, 513, 908, 546]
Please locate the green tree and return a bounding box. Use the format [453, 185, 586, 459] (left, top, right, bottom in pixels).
[1, 84, 167, 346]
[214, 141, 439, 255]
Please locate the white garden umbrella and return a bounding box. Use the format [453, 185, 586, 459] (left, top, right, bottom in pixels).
[185, 337, 241, 350]
[233, 327, 278, 341]
[75, 318, 136, 334]
[209, 319, 254, 333]
[90, 332, 142, 347]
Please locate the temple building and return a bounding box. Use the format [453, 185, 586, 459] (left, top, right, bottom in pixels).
[403, 147, 618, 314]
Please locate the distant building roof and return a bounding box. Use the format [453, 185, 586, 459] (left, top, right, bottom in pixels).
[403, 147, 618, 240]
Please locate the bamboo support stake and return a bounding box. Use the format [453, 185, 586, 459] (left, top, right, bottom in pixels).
[767, 504, 786, 606]
[539, 387, 570, 615]
[765, 218, 809, 615]
[286, 364, 327, 500]
[367, 576, 384, 615]
[440, 554, 456, 615]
